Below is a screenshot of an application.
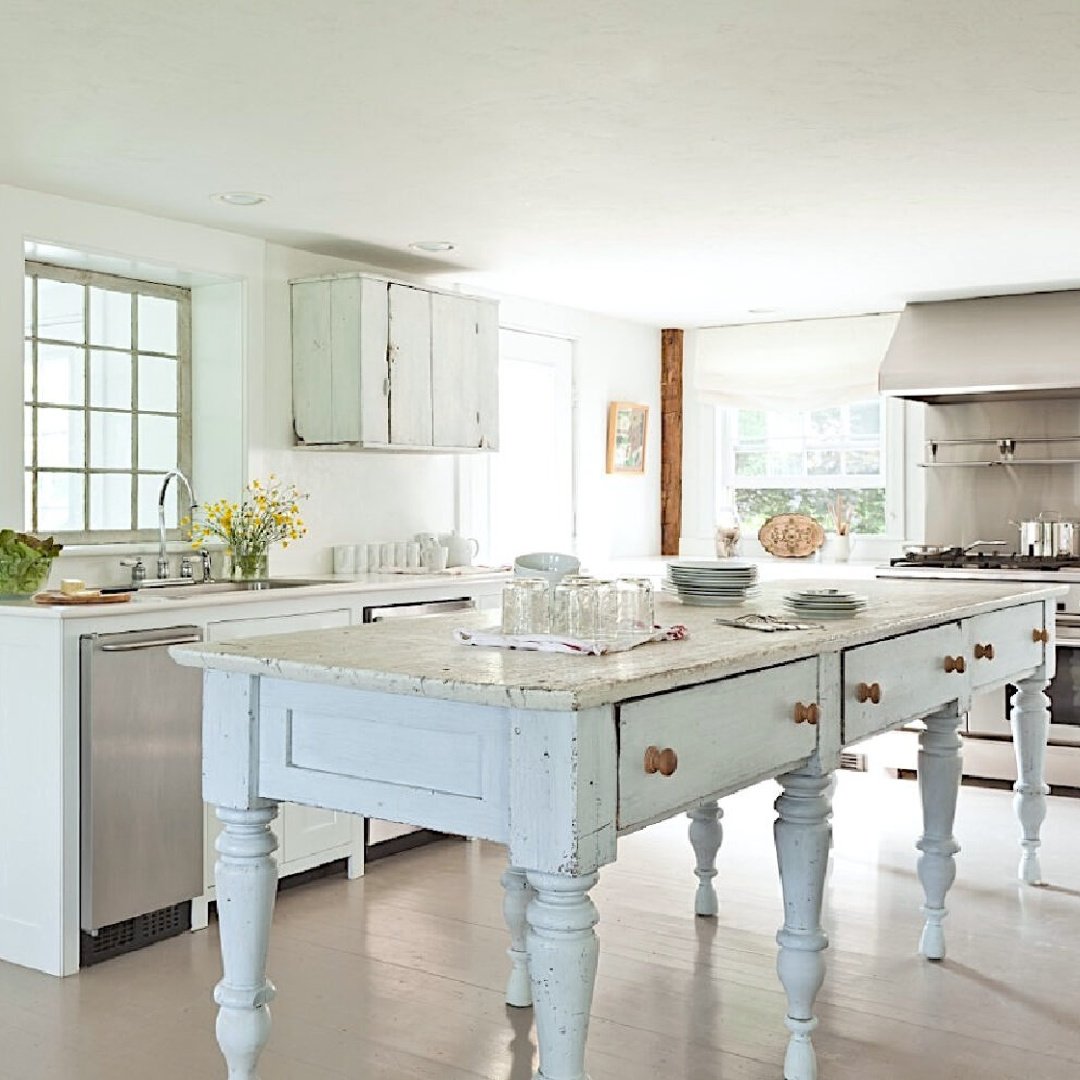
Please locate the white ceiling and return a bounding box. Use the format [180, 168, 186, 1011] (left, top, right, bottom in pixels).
[4, 1, 1080, 327]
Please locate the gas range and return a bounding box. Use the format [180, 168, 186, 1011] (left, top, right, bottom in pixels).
[877, 548, 1080, 614]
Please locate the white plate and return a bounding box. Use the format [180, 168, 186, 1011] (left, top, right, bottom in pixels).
[669, 580, 759, 592]
[782, 605, 864, 620]
[785, 588, 862, 602]
[671, 592, 752, 607]
[668, 559, 757, 572]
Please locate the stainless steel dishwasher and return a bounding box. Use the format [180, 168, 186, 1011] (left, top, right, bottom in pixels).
[362, 596, 477, 857]
[80, 625, 205, 964]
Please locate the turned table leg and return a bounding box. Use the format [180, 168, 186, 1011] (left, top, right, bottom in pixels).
[214, 805, 279, 1080]
[525, 871, 599, 1080]
[774, 767, 832, 1080]
[687, 800, 723, 917]
[502, 862, 537, 1007]
[1010, 675, 1051, 885]
[916, 706, 963, 960]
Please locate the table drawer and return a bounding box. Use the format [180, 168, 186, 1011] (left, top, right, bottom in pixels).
[965, 603, 1047, 690]
[844, 623, 962, 745]
[617, 658, 819, 831]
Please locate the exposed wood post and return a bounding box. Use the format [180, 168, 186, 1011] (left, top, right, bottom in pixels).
[661, 329, 684, 556]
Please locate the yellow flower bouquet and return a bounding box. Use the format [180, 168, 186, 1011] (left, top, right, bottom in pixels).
[191, 476, 308, 580]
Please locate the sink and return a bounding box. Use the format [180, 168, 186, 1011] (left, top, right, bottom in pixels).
[148, 579, 321, 599]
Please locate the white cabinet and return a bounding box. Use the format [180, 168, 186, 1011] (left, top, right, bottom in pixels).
[203, 608, 362, 890]
[292, 273, 498, 450]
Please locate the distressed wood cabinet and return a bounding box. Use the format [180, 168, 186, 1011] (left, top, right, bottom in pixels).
[291, 273, 499, 450]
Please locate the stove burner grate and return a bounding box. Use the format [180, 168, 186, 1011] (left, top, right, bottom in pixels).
[891, 548, 1080, 571]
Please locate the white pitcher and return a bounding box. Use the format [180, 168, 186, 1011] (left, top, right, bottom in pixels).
[439, 530, 480, 567]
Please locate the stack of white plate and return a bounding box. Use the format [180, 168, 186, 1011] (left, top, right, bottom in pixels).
[664, 559, 761, 607]
[783, 587, 869, 620]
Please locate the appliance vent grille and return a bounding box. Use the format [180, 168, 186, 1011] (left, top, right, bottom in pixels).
[839, 751, 868, 772]
[80, 901, 191, 967]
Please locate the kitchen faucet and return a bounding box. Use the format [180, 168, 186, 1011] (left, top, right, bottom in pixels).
[157, 470, 198, 580]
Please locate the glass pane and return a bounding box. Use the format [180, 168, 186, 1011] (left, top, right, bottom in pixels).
[848, 401, 881, 438]
[138, 354, 177, 412]
[89, 288, 131, 350]
[37, 278, 84, 343]
[24, 471, 33, 531]
[90, 473, 132, 530]
[37, 407, 85, 468]
[734, 451, 766, 477]
[767, 452, 803, 477]
[809, 407, 842, 441]
[24, 340, 33, 403]
[90, 410, 131, 469]
[138, 473, 178, 530]
[37, 343, 84, 405]
[138, 413, 177, 472]
[24, 276, 33, 335]
[736, 409, 767, 442]
[138, 295, 178, 354]
[90, 349, 132, 409]
[845, 450, 882, 476]
[24, 406, 33, 466]
[807, 450, 841, 476]
[37, 471, 84, 532]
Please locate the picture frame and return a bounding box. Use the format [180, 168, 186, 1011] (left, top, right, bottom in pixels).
[606, 401, 649, 474]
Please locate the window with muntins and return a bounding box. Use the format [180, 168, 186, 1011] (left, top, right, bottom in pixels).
[23, 262, 192, 540]
[718, 399, 888, 534]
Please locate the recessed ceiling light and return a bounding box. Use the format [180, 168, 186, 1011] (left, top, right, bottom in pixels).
[408, 241, 455, 253]
[212, 192, 269, 206]
[748, 308, 777, 314]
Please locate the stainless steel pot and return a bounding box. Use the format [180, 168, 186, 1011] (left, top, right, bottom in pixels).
[1013, 514, 1079, 557]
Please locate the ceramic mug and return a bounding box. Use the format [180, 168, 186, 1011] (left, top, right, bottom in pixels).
[421, 544, 449, 572]
[333, 544, 357, 575]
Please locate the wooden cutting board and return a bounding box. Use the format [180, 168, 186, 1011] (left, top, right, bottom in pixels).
[758, 513, 826, 558]
[33, 590, 132, 605]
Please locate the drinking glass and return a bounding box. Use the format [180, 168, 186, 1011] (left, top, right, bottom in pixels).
[332, 544, 357, 575]
[617, 578, 655, 635]
[594, 580, 620, 640]
[552, 580, 600, 639]
[501, 578, 551, 635]
[380, 541, 396, 570]
[715, 506, 741, 558]
[405, 540, 421, 568]
[393, 541, 408, 568]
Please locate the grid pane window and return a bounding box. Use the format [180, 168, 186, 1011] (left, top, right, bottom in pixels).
[24, 263, 190, 537]
[720, 399, 888, 535]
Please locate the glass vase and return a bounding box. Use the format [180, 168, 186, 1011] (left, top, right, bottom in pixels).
[229, 547, 269, 582]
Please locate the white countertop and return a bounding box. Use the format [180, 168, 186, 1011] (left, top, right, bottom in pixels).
[172, 578, 1064, 712]
[0, 568, 510, 618]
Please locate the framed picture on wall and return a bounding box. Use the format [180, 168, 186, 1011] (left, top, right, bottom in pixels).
[606, 401, 649, 474]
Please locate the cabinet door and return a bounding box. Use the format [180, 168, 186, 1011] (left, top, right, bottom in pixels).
[432, 293, 480, 448]
[292, 278, 389, 445]
[475, 299, 499, 450]
[292, 280, 334, 444]
[387, 283, 433, 446]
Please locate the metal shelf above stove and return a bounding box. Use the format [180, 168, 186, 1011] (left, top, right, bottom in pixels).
[922, 435, 1080, 467]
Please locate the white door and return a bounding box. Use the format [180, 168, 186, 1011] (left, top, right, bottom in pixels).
[487, 330, 574, 564]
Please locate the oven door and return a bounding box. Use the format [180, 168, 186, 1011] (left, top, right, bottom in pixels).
[1048, 615, 1080, 745]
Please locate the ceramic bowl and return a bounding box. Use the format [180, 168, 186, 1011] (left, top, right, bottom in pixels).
[513, 551, 581, 584]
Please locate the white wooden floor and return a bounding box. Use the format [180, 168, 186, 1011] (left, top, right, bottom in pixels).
[1, 771, 1079, 1079]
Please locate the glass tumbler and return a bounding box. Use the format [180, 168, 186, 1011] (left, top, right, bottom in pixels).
[593, 580, 620, 640]
[617, 578, 655, 635]
[552, 580, 600, 640]
[501, 578, 552, 635]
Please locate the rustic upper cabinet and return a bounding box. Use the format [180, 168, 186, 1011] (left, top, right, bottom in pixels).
[291, 274, 499, 450]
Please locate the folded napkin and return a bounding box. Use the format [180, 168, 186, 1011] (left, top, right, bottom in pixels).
[453, 624, 688, 656]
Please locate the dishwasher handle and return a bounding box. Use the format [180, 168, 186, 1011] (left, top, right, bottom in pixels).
[364, 598, 477, 622]
[99, 633, 203, 652]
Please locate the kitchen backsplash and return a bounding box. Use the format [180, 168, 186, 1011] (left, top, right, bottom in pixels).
[924, 399, 1080, 546]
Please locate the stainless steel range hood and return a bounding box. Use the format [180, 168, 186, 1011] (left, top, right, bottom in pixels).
[879, 289, 1080, 403]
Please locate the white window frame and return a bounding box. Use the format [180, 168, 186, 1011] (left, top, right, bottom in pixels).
[716, 397, 906, 538]
[23, 261, 193, 543]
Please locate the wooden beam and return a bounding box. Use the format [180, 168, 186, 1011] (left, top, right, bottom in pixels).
[660, 329, 683, 556]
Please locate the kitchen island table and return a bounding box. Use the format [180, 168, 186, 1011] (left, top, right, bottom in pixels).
[173, 578, 1063, 1080]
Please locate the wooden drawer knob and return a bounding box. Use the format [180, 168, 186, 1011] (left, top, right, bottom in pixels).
[1033, 628, 1050, 644]
[794, 702, 820, 725]
[855, 681, 881, 705]
[644, 745, 678, 776]
[943, 655, 966, 674]
[974, 643, 995, 660]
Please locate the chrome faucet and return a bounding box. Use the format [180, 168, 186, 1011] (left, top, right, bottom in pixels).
[157, 470, 198, 580]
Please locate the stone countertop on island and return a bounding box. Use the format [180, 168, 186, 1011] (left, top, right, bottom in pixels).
[171, 578, 1065, 712]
